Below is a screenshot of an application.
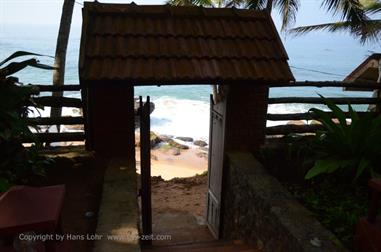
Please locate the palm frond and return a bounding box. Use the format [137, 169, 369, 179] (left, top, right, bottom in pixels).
[274, 0, 300, 31]
[364, 0, 381, 14]
[0, 51, 52, 66]
[1, 59, 56, 77]
[321, 0, 368, 23]
[290, 19, 381, 43]
[215, 0, 225, 7]
[225, 0, 245, 8]
[166, 0, 214, 6]
[245, 0, 267, 9]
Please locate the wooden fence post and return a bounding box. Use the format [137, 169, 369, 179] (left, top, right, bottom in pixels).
[140, 96, 152, 245]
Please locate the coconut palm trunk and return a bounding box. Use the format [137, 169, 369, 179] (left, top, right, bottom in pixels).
[51, 0, 75, 132]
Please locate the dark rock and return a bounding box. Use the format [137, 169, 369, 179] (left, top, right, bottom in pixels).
[176, 136, 194, 142]
[150, 131, 162, 148]
[151, 176, 164, 184]
[159, 134, 173, 142]
[151, 154, 158, 161]
[200, 146, 209, 152]
[194, 140, 207, 147]
[168, 139, 189, 149]
[71, 108, 83, 116]
[169, 148, 181, 156]
[196, 152, 208, 159]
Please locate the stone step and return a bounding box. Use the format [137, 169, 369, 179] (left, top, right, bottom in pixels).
[142, 240, 260, 252]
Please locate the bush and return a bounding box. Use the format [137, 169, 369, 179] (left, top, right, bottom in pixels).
[0, 51, 54, 191]
[305, 95, 381, 182]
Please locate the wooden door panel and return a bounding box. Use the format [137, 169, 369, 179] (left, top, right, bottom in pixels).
[206, 95, 226, 239]
[207, 190, 220, 237]
[209, 112, 223, 200]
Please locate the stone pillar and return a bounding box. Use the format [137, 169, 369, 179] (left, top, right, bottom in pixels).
[224, 84, 269, 152]
[84, 84, 135, 164]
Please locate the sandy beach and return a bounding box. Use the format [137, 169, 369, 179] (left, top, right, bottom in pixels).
[135, 136, 211, 245]
[136, 144, 208, 180]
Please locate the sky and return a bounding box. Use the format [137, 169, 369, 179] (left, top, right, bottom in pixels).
[1, 0, 380, 81]
[0, 0, 350, 30]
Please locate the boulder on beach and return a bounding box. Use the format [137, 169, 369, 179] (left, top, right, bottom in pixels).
[71, 108, 83, 116]
[175, 136, 194, 142]
[150, 131, 162, 148]
[151, 154, 159, 161]
[159, 134, 173, 142]
[168, 139, 189, 150]
[194, 140, 207, 147]
[151, 176, 164, 183]
[169, 147, 181, 156]
[196, 152, 208, 159]
[199, 146, 209, 152]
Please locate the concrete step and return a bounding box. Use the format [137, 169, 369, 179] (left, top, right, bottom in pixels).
[142, 240, 260, 252]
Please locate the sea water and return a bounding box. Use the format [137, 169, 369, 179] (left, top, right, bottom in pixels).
[1, 24, 380, 140]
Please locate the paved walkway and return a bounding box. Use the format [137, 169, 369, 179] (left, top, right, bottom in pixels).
[93, 157, 261, 252]
[93, 158, 140, 252]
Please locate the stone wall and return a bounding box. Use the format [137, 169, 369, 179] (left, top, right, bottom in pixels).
[222, 152, 346, 252]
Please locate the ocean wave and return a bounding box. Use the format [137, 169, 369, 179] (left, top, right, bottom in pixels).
[150, 96, 210, 142]
[28, 94, 371, 141]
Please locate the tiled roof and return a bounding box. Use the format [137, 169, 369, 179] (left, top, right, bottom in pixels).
[79, 3, 294, 84]
[344, 53, 381, 83]
[343, 53, 380, 91]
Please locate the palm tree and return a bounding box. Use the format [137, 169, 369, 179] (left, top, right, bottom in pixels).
[290, 0, 380, 43]
[50, 0, 75, 132]
[167, 0, 372, 40]
[167, 0, 240, 7]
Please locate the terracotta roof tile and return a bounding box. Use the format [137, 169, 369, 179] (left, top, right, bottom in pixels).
[79, 3, 294, 84]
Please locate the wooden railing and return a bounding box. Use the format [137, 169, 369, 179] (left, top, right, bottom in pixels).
[266, 81, 381, 136]
[26, 81, 380, 141]
[26, 84, 85, 143]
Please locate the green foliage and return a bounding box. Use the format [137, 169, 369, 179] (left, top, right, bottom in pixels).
[0, 51, 54, 192]
[0, 83, 37, 141]
[197, 170, 208, 176]
[168, 0, 375, 42]
[304, 95, 381, 181]
[0, 178, 11, 192]
[286, 179, 368, 248]
[290, 0, 381, 44]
